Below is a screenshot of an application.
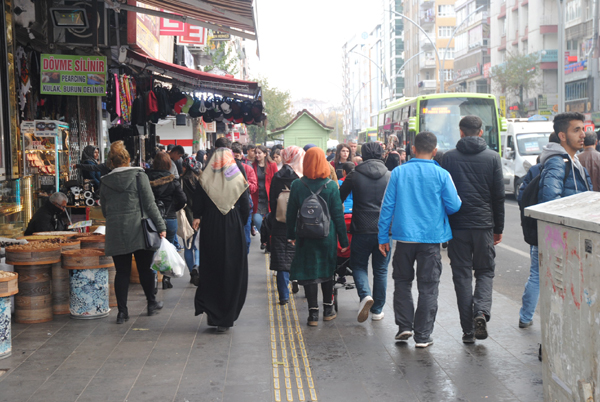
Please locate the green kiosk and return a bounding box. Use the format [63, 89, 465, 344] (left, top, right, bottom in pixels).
[268, 110, 333, 150]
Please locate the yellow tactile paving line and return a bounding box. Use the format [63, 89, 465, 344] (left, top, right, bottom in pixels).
[266, 255, 318, 402]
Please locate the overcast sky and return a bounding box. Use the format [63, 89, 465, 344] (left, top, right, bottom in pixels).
[246, 0, 382, 107]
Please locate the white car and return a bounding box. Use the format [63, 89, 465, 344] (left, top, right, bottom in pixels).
[501, 119, 553, 198]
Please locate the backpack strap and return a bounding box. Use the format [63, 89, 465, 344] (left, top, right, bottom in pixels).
[314, 179, 331, 196]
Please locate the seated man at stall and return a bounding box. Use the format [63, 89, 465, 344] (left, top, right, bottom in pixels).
[24, 192, 69, 235]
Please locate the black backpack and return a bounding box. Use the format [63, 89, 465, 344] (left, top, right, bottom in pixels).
[519, 156, 571, 246]
[296, 179, 331, 239]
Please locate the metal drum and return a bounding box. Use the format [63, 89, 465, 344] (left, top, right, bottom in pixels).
[68, 268, 110, 319]
[0, 297, 12, 359]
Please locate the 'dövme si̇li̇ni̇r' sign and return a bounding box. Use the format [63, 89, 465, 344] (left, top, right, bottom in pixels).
[40, 54, 107, 96]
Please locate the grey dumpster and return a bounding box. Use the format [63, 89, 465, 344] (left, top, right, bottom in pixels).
[526, 191, 600, 402]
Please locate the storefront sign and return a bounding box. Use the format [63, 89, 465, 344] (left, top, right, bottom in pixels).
[538, 93, 558, 115]
[540, 49, 558, 63]
[40, 55, 106, 96]
[565, 60, 587, 74]
[211, 31, 231, 41]
[128, 2, 160, 58]
[499, 96, 506, 117]
[227, 131, 240, 141]
[177, 24, 207, 45]
[483, 62, 491, 78]
[455, 63, 481, 80]
[591, 111, 600, 125]
[159, 17, 185, 35]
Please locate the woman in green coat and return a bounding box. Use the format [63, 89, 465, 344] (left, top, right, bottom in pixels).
[286, 147, 349, 326]
[100, 141, 167, 324]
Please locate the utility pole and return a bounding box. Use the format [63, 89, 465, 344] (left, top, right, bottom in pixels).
[557, 0, 565, 113]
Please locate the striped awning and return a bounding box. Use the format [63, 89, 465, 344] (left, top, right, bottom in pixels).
[132, 0, 256, 39]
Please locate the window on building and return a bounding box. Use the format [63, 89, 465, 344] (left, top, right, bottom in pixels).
[440, 48, 454, 60]
[523, 40, 528, 54]
[438, 4, 455, 17]
[566, 0, 581, 21]
[439, 69, 453, 81]
[438, 26, 453, 38]
[500, 50, 506, 62]
[565, 80, 587, 101]
[502, 18, 507, 36]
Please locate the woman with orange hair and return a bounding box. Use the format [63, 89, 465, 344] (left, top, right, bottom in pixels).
[286, 147, 349, 326]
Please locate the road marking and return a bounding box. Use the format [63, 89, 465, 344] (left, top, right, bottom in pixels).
[266, 255, 317, 401]
[497, 243, 530, 258]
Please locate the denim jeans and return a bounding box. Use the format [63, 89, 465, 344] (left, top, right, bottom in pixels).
[253, 213, 264, 233]
[245, 215, 252, 254]
[184, 230, 200, 272]
[165, 218, 178, 245]
[350, 233, 391, 314]
[519, 245, 539, 323]
[277, 271, 290, 302]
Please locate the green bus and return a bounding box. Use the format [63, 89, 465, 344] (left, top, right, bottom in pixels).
[357, 127, 378, 143]
[377, 93, 506, 156]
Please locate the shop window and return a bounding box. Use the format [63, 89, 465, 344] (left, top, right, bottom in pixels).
[565, 80, 587, 101]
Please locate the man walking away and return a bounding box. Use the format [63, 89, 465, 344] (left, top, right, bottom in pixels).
[442, 116, 505, 343]
[576, 131, 600, 191]
[379, 132, 461, 348]
[340, 143, 391, 322]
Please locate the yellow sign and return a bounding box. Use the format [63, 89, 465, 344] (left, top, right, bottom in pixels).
[422, 107, 451, 114]
[499, 96, 506, 117]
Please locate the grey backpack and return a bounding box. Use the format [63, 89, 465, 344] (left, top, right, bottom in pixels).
[296, 179, 331, 239]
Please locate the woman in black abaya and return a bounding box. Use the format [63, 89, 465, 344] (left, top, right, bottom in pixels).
[192, 147, 250, 332]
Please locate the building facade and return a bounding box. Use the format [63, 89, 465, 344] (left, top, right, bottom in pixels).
[451, 0, 491, 92]
[403, 0, 457, 96]
[383, 0, 407, 99]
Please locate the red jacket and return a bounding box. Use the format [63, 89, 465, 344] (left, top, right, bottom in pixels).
[242, 163, 258, 195]
[252, 160, 278, 214]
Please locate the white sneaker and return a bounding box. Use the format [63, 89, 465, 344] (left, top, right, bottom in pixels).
[415, 338, 434, 348]
[371, 312, 385, 321]
[357, 296, 374, 323]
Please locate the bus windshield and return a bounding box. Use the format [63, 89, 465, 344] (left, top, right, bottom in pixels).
[419, 97, 499, 152]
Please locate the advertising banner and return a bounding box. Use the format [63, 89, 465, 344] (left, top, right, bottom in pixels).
[40, 54, 106, 96]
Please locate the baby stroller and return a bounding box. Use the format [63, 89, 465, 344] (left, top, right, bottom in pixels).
[333, 213, 354, 312]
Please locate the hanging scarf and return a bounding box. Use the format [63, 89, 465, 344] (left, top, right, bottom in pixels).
[281, 146, 305, 178]
[199, 148, 248, 215]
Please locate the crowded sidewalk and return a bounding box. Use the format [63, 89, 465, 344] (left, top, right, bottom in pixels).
[0, 240, 542, 402]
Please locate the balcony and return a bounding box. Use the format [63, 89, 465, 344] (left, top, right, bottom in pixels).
[420, 54, 437, 69]
[512, 30, 519, 46]
[420, 33, 435, 50]
[418, 80, 437, 89]
[420, 10, 436, 29]
[420, 0, 435, 9]
[540, 15, 558, 34]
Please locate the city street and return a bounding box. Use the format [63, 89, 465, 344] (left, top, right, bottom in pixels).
[0, 196, 543, 402]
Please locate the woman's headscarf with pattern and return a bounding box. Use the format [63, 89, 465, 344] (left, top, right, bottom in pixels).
[199, 148, 248, 215]
[280, 146, 305, 177]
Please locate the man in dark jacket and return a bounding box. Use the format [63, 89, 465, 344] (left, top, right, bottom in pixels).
[340, 142, 391, 322]
[24, 192, 69, 235]
[442, 115, 505, 343]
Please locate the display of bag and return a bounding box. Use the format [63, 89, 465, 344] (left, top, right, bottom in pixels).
[296, 179, 331, 239]
[275, 186, 290, 223]
[137, 174, 161, 250]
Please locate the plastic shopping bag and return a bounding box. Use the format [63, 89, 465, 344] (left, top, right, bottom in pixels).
[151, 238, 185, 278]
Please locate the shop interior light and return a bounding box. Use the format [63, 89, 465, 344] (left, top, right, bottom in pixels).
[50, 8, 89, 28]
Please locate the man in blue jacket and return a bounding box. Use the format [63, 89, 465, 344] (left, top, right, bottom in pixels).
[378, 132, 461, 348]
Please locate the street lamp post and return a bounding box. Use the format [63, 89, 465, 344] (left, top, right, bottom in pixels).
[440, 5, 484, 92]
[557, 0, 565, 112]
[393, 51, 424, 97]
[386, 9, 443, 92]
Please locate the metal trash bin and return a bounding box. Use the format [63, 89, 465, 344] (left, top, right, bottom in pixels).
[526, 191, 600, 402]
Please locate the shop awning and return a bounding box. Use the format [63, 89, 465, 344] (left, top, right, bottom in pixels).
[125, 50, 260, 97]
[107, 0, 257, 41]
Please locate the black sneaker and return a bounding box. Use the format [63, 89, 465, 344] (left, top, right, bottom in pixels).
[395, 330, 413, 341]
[147, 301, 164, 316]
[474, 313, 488, 340]
[116, 312, 129, 324]
[291, 281, 299, 294]
[519, 319, 533, 328]
[462, 333, 475, 344]
[415, 338, 434, 348]
[190, 267, 200, 287]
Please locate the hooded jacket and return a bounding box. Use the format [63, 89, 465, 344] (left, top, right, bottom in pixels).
[100, 167, 167, 256]
[538, 143, 592, 203]
[442, 136, 505, 233]
[146, 170, 187, 220]
[24, 200, 68, 235]
[340, 143, 391, 234]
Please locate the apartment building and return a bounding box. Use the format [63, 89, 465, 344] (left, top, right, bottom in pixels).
[403, 0, 457, 96]
[451, 0, 491, 93]
[384, 0, 407, 99]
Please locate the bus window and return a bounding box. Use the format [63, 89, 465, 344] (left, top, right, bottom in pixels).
[402, 107, 410, 120]
[393, 109, 402, 122]
[385, 113, 392, 125]
[410, 107, 416, 117]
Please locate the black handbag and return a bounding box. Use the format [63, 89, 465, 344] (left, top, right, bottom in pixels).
[137, 174, 161, 250]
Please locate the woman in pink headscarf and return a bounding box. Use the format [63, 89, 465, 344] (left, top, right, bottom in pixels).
[268, 146, 305, 304]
